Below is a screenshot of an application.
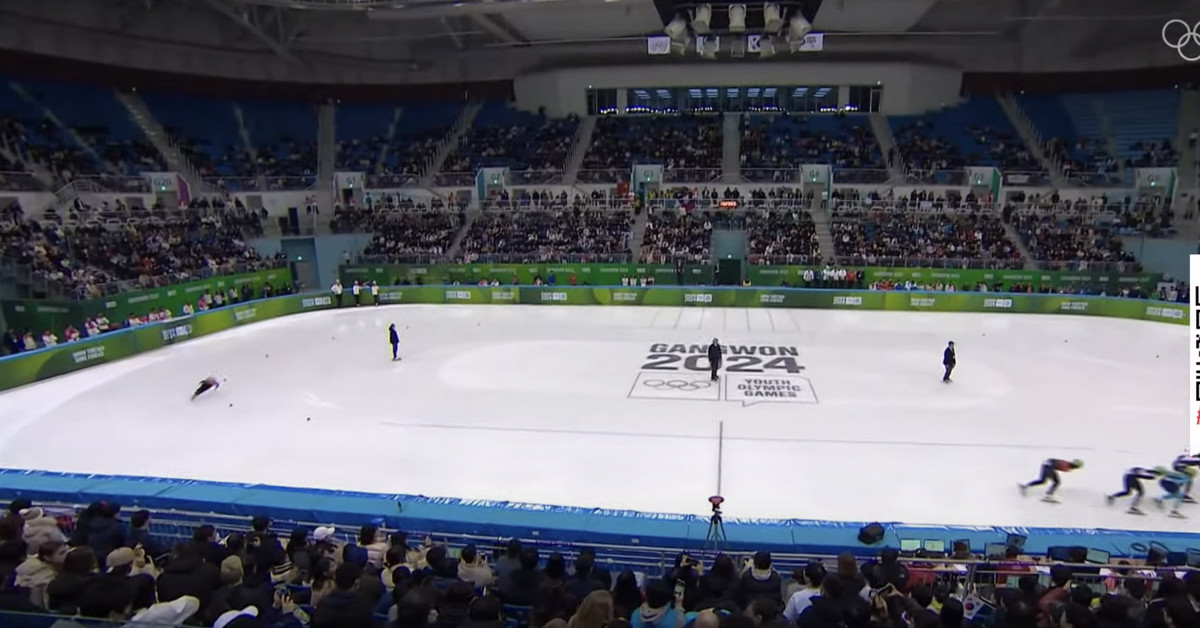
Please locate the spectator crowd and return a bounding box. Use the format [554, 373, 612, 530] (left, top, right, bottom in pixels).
[0, 498, 1196, 628]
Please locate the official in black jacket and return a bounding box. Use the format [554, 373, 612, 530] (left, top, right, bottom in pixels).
[708, 338, 722, 381]
[389, 324, 400, 361]
[942, 341, 956, 383]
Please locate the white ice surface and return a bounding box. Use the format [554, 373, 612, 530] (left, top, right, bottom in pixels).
[0, 305, 1188, 532]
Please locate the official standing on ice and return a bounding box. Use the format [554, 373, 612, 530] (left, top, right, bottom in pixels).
[331, 280, 343, 308]
[942, 341, 956, 383]
[371, 281, 380, 306]
[352, 281, 362, 306]
[708, 338, 722, 381]
[389, 324, 400, 361]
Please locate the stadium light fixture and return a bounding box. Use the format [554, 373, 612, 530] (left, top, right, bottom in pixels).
[692, 4, 713, 35]
[728, 4, 746, 32]
[758, 35, 776, 58]
[763, 3, 783, 32]
[787, 13, 812, 42]
[664, 14, 689, 42]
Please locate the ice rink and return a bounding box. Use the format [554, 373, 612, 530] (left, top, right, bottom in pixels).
[0, 304, 1188, 532]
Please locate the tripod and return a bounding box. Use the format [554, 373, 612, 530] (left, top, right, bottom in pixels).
[706, 511, 727, 551]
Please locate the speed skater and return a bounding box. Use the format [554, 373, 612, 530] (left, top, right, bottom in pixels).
[1019, 458, 1083, 502]
[1171, 453, 1200, 503]
[1106, 467, 1164, 514]
[190, 376, 224, 401]
[1154, 467, 1197, 519]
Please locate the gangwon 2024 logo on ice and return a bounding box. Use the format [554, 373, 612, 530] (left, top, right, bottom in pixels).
[1162, 19, 1200, 61]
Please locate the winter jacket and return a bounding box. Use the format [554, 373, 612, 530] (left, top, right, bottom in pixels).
[311, 588, 376, 628]
[127, 526, 165, 560]
[45, 573, 94, 614]
[797, 596, 845, 628]
[203, 581, 275, 625]
[364, 541, 388, 570]
[737, 569, 783, 607]
[458, 560, 496, 588]
[13, 556, 57, 608]
[631, 603, 683, 628]
[501, 568, 543, 606]
[21, 509, 66, 554]
[156, 555, 222, 610]
[83, 515, 126, 563]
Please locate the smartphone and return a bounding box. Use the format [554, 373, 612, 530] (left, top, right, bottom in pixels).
[275, 584, 290, 597]
[674, 579, 685, 599]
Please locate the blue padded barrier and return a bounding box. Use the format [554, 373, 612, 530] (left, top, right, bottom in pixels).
[0, 468, 1196, 558]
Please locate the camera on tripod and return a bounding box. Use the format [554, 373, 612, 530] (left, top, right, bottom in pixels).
[706, 495, 726, 550]
[709, 495, 724, 520]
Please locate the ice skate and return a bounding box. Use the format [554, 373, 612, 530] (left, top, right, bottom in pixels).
[1041, 495, 1059, 503]
[1127, 507, 1144, 515]
[1169, 510, 1186, 519]
[1018, 484, 1027, 496]
[1183, 495, 1196, 504]
[1105, 495, 1115, 506]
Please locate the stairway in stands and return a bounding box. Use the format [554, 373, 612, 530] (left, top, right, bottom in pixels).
[563, 115, 597, 184]
[421, 102, 482, 188]
[113, 91, 209, 194]
[722, 113, 741, 182]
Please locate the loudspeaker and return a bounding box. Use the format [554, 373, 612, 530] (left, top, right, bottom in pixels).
[858, 522, 885, 545]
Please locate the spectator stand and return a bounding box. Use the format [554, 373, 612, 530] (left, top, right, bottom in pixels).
[438, 104, 579, 188]
[830, 195, 1025, 270]
[741, 113, 887, 184]
[581, 115, 722, 185]
[386, 102, 466, 187]
[459, 208, 633, 264]
[2, 197, 272, 300]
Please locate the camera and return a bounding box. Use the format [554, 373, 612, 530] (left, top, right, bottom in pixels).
[709, 495, 724, 517]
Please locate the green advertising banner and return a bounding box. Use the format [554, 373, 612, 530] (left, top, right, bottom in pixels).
[343, 263, 1159, 295]
[1, 269, 293, 337]
[0, 293, 334, 392]
[0, 285, 1183, 393]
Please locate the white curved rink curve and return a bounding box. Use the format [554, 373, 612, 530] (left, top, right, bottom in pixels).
[0, 305, 1186, 532]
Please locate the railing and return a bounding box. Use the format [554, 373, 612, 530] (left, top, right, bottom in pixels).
[1027, 259, 1143, 273]
[740, 168, 800, 183]
[434, 171, 476, 187]
[1001, 171, 1053, 187]
[461, 252, 634, 264]
[200, 176, 262, 192]
[479, 199, 633, 212]
[831, 168, 891, 184]
[749, 254, 823, 265]
[357, 253, 454, 265]
[365, 172, 421, 188]
[831, 255, 1026, 270]
[0, 170, 45, 192]
[904, 169, 968, 186]
[508, 168, 566, 185]
[829, 200, 1000, 214]
[647, 198, 814, 212]
[1062, 171, 1132, 188]
[71, 174, 152, 193]
[662, 167, 722, 183]
[266, 175, 318, 191]
[575, 169, 625, 184]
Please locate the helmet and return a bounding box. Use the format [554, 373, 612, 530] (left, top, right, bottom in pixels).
[1071, 459, 1084, 468]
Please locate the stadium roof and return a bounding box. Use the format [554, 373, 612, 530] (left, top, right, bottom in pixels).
[0, 0, 1194, 83]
